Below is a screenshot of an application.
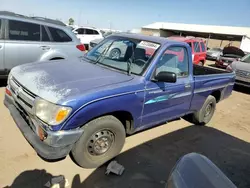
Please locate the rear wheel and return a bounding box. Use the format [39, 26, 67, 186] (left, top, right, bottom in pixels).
[191, 95, 216, 125]
[71, 115, 126, 168]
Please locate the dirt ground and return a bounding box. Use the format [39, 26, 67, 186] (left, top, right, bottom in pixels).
[1, 61, 250, 188]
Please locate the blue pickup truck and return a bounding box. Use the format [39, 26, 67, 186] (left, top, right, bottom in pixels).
[4, 33, 235, 168]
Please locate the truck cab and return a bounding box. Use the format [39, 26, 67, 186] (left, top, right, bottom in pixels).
[4, 33, 234, 169]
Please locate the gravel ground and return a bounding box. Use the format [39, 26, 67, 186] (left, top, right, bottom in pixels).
[1, 61, 250, 188]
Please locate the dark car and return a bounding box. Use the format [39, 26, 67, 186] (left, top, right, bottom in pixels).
[215, 46, 245, 68]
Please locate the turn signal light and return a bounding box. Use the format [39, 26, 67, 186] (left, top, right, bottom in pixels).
[5, 88, 12, 96]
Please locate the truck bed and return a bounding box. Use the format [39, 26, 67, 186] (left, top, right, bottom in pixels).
[191, 65, 235, 112]
[193, 65, 229, 76]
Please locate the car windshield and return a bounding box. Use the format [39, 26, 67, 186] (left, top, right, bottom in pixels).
[241, 54, 250, 63]
[85, 37, 160, 75]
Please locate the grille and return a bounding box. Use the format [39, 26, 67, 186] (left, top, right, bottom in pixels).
[236, 70, 250, 79]
[9, 77, 36, 114]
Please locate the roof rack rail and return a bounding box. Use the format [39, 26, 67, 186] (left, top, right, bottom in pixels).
[31, 16, 66, 26]
[0, 11, 27, 18]
[0, 11, 66, 26]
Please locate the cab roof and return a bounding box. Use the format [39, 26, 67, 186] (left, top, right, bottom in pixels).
[110, 33, 188, 46]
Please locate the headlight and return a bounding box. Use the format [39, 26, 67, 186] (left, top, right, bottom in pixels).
[34, 99, 72, 126]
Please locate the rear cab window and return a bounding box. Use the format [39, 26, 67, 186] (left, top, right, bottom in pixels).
[194, 42, 201, 53]
[200, 42, 206, 52]
[48, 27, 72, 42]
[8, 20, 40, 41]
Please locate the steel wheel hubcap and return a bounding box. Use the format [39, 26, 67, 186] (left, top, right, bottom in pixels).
[87, 130, 114, 156]
[205, 103, 212, 117]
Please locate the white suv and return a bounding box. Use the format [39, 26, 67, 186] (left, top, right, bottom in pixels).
[73, 27, 103, 50]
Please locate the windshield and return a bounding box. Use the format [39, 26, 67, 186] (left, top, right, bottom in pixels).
[85, 37, 160, 75]
[241, 54, 250, 63]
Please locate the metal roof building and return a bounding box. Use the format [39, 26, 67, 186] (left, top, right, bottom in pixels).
[141, 22, 250, 52]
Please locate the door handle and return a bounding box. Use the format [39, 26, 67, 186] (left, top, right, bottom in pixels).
[40, 46, 51, 50]
[0, 45, 2, 49]
[185, 84, 191, 89]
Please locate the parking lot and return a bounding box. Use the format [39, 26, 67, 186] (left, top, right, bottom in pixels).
[0, 61, 249, 188]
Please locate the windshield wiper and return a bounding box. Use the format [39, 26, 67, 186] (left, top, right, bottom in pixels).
[94, 41, 115, 64]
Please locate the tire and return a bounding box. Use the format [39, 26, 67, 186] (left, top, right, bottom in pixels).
[71, 115, 126, 168]
[192, 95, 216, 125]
[109, 48, 121, 59]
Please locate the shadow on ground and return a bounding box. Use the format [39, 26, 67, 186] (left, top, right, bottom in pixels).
[0, 79, 7, 88]
[5, 126, 250, 188]
[234, 85, 250, 95]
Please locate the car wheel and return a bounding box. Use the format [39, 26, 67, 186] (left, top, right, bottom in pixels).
[71, 115, 126, 168]
[192, 95, 216, 125]
[109, 48, 121, 59]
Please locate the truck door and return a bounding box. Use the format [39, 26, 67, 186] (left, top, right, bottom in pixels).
[0, 19, 4, 71]
[141, 45, 193, 128]
[4, 19, 44, 69]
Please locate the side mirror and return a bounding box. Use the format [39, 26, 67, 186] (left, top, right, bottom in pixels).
[154, 71, 177, 83]
[73, 31, 78, 35]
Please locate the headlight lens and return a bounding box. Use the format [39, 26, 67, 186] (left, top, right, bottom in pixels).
[35, 99, 72, 126]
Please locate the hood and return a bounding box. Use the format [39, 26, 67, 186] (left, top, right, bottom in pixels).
[11, 59, 133, 104]
[223, 46, 245, 57]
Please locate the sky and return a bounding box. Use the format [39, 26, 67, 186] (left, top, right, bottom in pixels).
[1, 0, 250, 31]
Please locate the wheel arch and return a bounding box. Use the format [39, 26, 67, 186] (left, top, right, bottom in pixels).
[210, 90, 221, 103]
[62, 94, 142, 134]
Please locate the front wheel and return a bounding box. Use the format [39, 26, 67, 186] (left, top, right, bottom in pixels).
[71, 115, 126, 168]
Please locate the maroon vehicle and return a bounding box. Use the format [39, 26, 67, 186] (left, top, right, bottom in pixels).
[215, 46, 245, 68]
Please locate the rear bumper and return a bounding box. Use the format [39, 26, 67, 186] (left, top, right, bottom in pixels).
[4, 94, 83, 160]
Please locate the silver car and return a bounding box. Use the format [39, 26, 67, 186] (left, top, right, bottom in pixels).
[228, 53, 250, 87]
[0, 11, 85, 78]
[206, 48, 222, 60]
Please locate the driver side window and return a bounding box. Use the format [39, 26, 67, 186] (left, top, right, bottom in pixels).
[155, 46, 189, 77]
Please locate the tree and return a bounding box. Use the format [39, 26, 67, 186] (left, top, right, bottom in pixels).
[68, 18, 74, 25]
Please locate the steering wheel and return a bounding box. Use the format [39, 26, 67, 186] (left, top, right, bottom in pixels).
[134, 59, 147, 67]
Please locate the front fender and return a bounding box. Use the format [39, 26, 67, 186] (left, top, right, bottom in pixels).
[39, 50, 68, 61]
[61, 92, 144, 130]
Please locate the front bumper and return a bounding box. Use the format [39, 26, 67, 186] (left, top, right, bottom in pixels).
[4, 93, 83, 160]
